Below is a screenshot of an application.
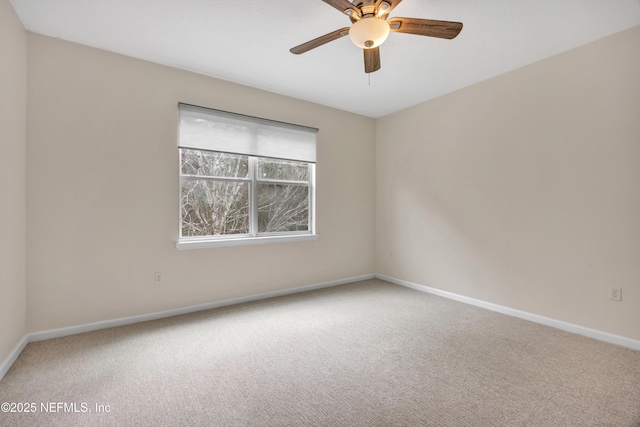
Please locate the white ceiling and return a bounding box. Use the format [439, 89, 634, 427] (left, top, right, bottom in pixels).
[10, 0, 640, 118]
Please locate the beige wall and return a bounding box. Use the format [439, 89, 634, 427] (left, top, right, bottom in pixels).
[14, 18, 640, 343]
[376, 26, 640, 340]
[26, 34, 376, 332]
[0, 0, 28, 362]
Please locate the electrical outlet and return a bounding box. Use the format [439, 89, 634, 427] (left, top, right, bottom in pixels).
[155, 272, 163, 284]
[609, 288, 622, 301]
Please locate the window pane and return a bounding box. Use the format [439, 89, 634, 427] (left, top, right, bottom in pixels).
[181, 179, 249, 236]
[258, 158, 309, 182]
[258, 184, 309, 233]
[181, 149, 248, 178]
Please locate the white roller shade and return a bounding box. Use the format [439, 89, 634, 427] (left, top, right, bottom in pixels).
[179, 103, 318, 163]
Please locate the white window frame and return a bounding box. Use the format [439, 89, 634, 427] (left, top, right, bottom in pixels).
[176, 104, 318, 250]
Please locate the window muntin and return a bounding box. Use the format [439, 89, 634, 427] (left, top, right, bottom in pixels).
[179, 149, 313, 241]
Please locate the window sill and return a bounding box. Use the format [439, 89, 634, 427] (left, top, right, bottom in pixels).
[176, 234, 318, 250]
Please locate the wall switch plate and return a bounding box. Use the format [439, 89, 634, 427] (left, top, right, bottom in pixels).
[155, 272, 163, 284]
[609, 288, 622, 301]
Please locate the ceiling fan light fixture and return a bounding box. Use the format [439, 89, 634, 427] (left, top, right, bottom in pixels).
[348, 17, 390, 49]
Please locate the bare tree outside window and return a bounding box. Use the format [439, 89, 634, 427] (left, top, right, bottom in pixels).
[258, 158, 309, 233]
[180, 149, 312, 239]
[180, 150, 250, 236]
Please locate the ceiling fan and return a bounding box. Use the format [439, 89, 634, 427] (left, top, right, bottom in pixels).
[290, 0, 463, 74]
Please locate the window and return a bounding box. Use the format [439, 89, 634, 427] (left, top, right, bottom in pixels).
[176, 104, 317, 249]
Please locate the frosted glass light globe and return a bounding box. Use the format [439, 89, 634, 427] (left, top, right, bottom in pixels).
[349, 17, 390, 49]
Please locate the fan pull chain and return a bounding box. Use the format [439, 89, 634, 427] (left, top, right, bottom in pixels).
[368, 73, 371, 86]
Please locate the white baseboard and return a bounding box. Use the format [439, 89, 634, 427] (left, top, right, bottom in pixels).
[377, 274, 640, 351]
[28, 274, 375, 342]
[1, 274, 375, 381]
[0, 335, 28, 381]
[4, 271, 636, 383]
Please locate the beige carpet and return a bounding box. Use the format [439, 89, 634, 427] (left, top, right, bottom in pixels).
[1, 279, 639, 426]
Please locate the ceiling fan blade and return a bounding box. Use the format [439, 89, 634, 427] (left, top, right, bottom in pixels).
[375, 0, 403, 19]
[389, 17, 463, 39]
[290, 28, 350, 55]
[322, 0, 360, 18]
[364, 47, 381, 73]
